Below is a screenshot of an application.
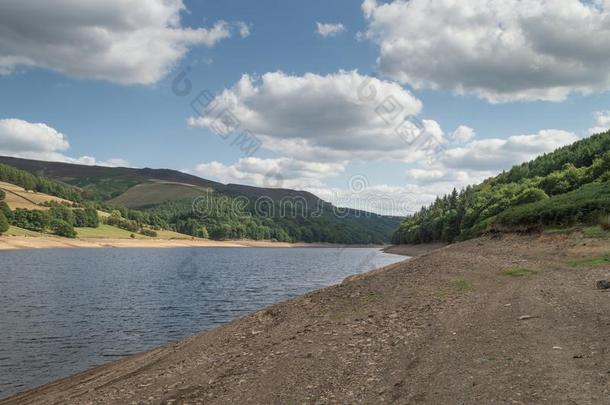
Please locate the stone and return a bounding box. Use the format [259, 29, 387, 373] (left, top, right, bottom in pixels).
[596, 280, 610, 290]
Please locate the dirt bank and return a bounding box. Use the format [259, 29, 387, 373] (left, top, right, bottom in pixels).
[3, 233, 609, 404]
[0, 235, 360, 250]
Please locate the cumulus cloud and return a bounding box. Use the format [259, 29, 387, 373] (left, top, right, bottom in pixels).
[191, 126, 578, 215]
[316, 22, 346, 38]
[362, 0, 610, 102]
[439, 129, 579, 171]
[0, 0, 247, 85]
[589, 111, 610, 134]
[187, 70, 442, 162]
[0, 118, 128, 167]
[194, 157, 346, 189]
[451, 126, 476, 143]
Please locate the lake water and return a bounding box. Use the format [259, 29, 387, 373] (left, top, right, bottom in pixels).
[0, 247, 404, 399]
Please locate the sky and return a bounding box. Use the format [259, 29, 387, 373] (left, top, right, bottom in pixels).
[1, 0, 610, 215]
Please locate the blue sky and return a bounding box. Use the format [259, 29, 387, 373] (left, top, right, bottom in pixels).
[1, 0, 609, 214]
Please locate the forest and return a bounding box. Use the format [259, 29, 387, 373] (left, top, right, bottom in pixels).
[392, 131, 610, 244]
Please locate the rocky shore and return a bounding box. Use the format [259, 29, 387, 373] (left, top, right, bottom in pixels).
[3, 233, 609, 404]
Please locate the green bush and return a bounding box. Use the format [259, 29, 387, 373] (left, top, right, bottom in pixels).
[0, 189, 5, 200]
[51, 219, 77, 238]
[140, 228, 158, 237]
[11, 209, 49, 232]
[0, 211, 9, 234]
[73, 207, 99, 228]
[0, 201, 12, 221]
[512, 188, 549, 206]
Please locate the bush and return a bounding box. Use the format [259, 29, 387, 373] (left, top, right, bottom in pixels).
[599, 214, 610, 231]
[0, 189, 5, 200]
[51, 219, 77, 238]
[73, 207, 99, 228]
[11, 209, 49, 232]
[0, 201, 12, 221]
[48, 203, 75, 226]
[512, 188, 549, 206]
[0, 211, 9, 234]
[140, 228, 158, 237]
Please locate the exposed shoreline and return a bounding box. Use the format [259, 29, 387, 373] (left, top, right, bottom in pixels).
[0, 235, 383, 251]
[3, 233, 609, 404]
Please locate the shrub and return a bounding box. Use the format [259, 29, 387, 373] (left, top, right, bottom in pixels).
[0, 189, 5, 200]
[140, 228, 158, 237]
[11, 209, 49, 232]
[512, 188, 549, 206]
[0, 211, 9, 234]
[599, 214, 610, 231]
[0, 201, 12, 221]
[51, 219, 77, 238]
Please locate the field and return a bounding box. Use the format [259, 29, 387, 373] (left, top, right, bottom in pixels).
[76, 225, 193, 240]
[0, 180, 109, 218]
[4, 226, 45, 237]
[108, 181, 212, 208]
[0, 181, 71, 210]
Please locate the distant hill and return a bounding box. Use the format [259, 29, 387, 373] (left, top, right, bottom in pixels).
[393, 131, 610, 244]
[0, 156, 401, 244]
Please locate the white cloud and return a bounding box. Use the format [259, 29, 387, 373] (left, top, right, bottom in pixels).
[187, 70, 438, 162]
[0, 118, 128, 167]
[362, 0, 610, 102]
[316, 22, 346, 38]
[0, 118, 69, 154]
[589, 111, 610, 134]
[439, 129, 579, 171]
[194, 157, 346, 189]
[451, 126, 476, 143]
[236, 22, 251, 38]
[0, 0, 247, 85]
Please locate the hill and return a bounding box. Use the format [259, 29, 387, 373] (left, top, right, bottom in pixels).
[0, 156, 401, 244]
[393, 130, 610, 244]
[0, 181, 73, 210]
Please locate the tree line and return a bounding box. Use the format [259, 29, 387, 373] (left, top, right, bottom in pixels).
[393, 131, 610, 244]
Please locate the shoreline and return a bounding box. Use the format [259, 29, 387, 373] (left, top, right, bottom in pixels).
[0, 234, 388, 251]
[4, 233, 608, 403]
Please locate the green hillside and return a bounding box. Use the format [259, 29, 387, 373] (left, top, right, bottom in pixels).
[0, 156, 401, 244]
[393, 131, 610, 244]
[108, 181, 214, 208]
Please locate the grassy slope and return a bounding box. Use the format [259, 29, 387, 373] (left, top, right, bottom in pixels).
[108, 181, 212, 208]
[0, 181, 70, 210]
[3, 224, 193, 240]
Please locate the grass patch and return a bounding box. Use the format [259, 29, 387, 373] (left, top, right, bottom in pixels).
[4, 225, 45, 237]
[450, 278, 473, 291]
[568, 254, 610, 267]
[581, 226, 610, 239]
[503, 267, 537, 277]
[76, 224, 151, 239]
[545, 226, 580, 235]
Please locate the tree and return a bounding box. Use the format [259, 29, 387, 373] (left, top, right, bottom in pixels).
[11, 209, 49, 232]
[49, 203, 75, 226]
[0, 211, 9, 234]
[51, 219, 77, 238]
[0, 201, 12, 222]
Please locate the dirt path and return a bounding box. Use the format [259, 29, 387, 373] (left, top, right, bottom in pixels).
[3, 234, 609, 404]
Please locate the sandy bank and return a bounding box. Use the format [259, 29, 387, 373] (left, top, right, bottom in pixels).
[3, 233, 609, 404]
[0, 235, 373, 251]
